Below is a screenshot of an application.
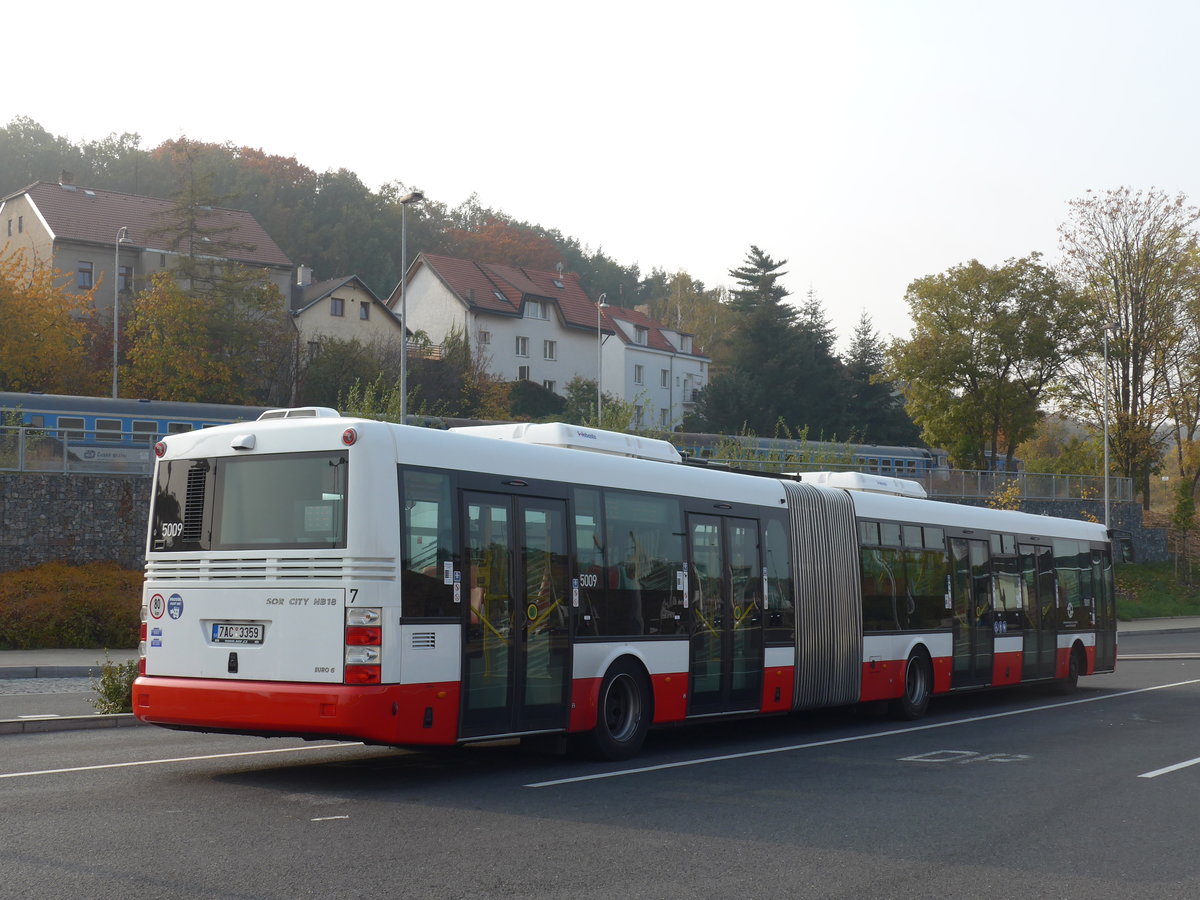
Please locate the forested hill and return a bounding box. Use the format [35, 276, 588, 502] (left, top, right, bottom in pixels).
[0, 116, 646, 308]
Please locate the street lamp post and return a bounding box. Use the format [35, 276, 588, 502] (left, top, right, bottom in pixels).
[596, 294, 608, 424]
[112, 226, 130, 399]
[1103, 322, 1118, 530]
[398, 190, 425, 423]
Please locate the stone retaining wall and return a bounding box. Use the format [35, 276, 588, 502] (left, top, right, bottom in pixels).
[0, 473, 150, 572]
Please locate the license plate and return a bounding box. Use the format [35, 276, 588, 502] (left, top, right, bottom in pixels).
[212, 622, 264, 644]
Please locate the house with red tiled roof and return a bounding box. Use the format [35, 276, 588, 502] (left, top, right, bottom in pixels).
[0, 178, 294, 316]
[600, 303, 709, 429]
[391, 252, 708, 428]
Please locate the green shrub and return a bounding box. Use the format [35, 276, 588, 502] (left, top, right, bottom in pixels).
[0, 562, 141, 649]
[92, 653, 138, 714]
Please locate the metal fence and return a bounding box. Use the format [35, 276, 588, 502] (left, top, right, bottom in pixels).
[0, 426, 156, 476]
[699, 457, 1134, 503]
[0, 425, 1137, 502]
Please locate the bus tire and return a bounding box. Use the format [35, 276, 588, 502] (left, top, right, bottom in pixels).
[1054, 646, 1082, 695]
[890, 650, 931, 720]
[586, 659, 651, 761]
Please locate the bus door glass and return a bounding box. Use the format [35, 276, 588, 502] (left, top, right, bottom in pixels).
[1019, 544, 1057, 680]
[460, 491, 570, 738]
[687, 514, 764, 714]
[950, 537, 993, 686]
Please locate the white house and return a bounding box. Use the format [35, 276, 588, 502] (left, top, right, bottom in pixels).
[600, 304, 708, 430]
[392, 252, 708, 428]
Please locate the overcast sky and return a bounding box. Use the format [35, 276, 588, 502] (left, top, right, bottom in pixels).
[6, 0, 1197, 348]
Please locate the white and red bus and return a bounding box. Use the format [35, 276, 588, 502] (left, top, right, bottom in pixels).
[133, 412, 1116, 759]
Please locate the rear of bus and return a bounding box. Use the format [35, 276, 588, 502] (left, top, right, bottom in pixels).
[133, 412, 440, 745]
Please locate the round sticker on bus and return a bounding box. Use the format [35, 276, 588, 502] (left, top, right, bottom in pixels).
[149, 594, 165, 620]
[527, 603, 538, 621]
[167, 594, 184, 619]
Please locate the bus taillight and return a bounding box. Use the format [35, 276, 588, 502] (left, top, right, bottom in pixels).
[345, 607, 382, 684]
[344, 665, 381, 684]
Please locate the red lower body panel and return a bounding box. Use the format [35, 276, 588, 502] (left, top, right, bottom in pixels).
[133, 676, 461, 746]
[992, 651, 1023, 686]
[761, 666, 794, 712]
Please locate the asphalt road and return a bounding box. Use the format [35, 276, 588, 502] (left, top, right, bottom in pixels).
[2, 634, 1199, 899]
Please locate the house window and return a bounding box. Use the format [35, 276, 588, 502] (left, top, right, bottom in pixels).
[634, 405, 644, 427]
[660, 369, 669, 388]
[516, 336, 529, 357]
[478, 330, 490, 345]
[17, 216, 23, 234]
[525, 300, 547, 320]
[518, 365, 531, 381]
[77, 261, 94, 290]
[681, 335, 693, 353]
[330, 297, 345, 316]
[660, 408, 670, 427]
[307, 341, 321, 361]
[118, 266, 133, 292]
[635, 326, 648, 345]
[359, 302, 370, 320]
[159, 253, 167, 268]
[634, 364, 644, 385]
[543, 340, 557, 361]
[5, 219, 10, 237]
[543, 380, 556, 393]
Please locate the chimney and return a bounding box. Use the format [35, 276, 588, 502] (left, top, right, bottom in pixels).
[296, 265, 312, 287]
[59, 170, 73, 186]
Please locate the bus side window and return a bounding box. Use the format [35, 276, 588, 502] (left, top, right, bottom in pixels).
[573, 488, 604, 638]
[400, 469, 456, 618]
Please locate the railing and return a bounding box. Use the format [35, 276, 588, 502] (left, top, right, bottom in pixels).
[0, 425, 1137, 502]
[697, 457, 1134, 503]
[0, 426, 156, 476]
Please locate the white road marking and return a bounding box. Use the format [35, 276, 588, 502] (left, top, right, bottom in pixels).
[0, 742, 364, 780]
[526, 678, 1200, 788]
[1138, 756, 1200, 779]
[311, 815, 351, 822]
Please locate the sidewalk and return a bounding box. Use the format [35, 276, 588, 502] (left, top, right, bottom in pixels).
[2, 618, 1199, 736]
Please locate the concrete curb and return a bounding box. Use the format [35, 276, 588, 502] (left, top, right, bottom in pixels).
[0, 666, 103, 680]
[0, 713, 148, 735]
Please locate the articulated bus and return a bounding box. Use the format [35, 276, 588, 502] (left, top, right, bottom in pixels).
[133, 412, 1116, 760]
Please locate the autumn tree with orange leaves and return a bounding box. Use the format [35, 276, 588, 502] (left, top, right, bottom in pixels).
[0, 249, 103, 393]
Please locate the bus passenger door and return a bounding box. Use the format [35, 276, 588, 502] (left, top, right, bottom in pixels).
[460, 492, 571, 739]
[950, 537, 993, 687]
[687, 514, 764, 715]
[1020, 544, 1057, 680]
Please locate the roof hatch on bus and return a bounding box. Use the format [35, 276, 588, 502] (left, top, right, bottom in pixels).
[450, 422, 683, 463]
[257, 407, 341, 420]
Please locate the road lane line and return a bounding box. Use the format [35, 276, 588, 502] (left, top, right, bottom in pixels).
[1138, 756, 1200, 778]
[526, 678, 1200, 788]
[0, 742, 364, 780]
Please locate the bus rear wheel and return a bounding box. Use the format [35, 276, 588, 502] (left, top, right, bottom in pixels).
[890, 651, 931, 720]
[1054, 647, 1082, 695]
[585, 659, 651, 761]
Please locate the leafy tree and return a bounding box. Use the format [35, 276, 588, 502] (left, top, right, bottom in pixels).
[888, 254, 1086, 470]
[1016, 416, 1102, 475]
[296, 337, 403, 409]
[1059, 187, 1200, 508]
[0, 249, 102, 393]
[844, 310, 920, 444]
[122, 270, 294, 404]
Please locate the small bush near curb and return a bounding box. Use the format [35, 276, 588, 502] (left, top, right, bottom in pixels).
[0, 561, 141, 650]
[92, 653, 138, 714]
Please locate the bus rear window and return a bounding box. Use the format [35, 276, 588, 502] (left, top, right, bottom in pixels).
[152, 451, 348, 551]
